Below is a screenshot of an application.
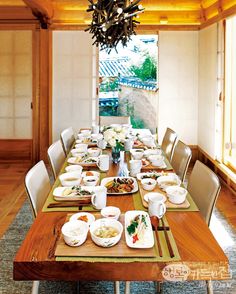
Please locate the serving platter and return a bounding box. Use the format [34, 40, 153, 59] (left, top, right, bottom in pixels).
[100, 177, 138, 195]
[53, 186, 95, 202]
[124, 211, 154, 249]
[67, 156, 97, 167]
[138, 182, 190, 209]
[55, 214, 156, 258]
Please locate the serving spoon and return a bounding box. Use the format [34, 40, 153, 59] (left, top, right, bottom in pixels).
[150, 216, 163, 257]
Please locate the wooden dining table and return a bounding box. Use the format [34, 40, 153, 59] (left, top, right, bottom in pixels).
[13, 143, 230, 284]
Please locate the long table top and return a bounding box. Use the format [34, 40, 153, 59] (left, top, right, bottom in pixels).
[13, 147, 229, 282]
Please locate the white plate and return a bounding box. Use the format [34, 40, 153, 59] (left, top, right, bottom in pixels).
[100, 177, 138, 195]
[137, 172, 162, 181]
[144, 193, 167, 203]
[82, 171, 100, 178]
[69, 212, 95, 226]
[125, 210, 154, 249]
[67, 156, 98, 165]
[53, 186, 95, 201]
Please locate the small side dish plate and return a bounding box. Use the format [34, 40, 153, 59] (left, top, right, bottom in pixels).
[125, 210, 154, 248]
[53, 186, 95, 201]
[67, 156, 98, 166]
[69, 212, 95, 226]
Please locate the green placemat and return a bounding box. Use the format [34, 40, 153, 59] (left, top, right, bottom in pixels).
[132, 187, 199, 212]
[55, 216, 181, 262]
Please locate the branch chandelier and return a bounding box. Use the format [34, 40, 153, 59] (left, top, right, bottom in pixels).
[85, 0, 145, 51]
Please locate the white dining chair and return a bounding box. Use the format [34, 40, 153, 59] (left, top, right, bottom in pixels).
[187, 160, 221, 226]
[161, 128, 177, 160]
[99, 116, 131, 126]
[171, 140, 192, 183]
[60, 127, 75, 155]
[25, 160, 52, 294]
[47, 140, 66, 180]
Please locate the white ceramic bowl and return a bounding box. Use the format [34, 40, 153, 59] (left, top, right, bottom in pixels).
[141, 178, 156, 191]
[83, 175, 99, 186]
[80, 130, 91, 137]
[61, 220, 89, 247]
[130, 149, 144, 160]
[148, 155, 164, 167]
[69, 212, 96, 226]
[144, 149, 162, 158]
[59, 171, 82, 187]
[157, 175, 181, 191]
[91, 133, 103, 141]
[87, 147, 101, 157]
[142, 137, 154, 147]
[74, 144, 88, 153]
[71, 149, 86, 157]
[90, 218, 123, 247]
[166, 186, 187, 204]
[65, 165, 83, 174]
[101, 206, 121, 220]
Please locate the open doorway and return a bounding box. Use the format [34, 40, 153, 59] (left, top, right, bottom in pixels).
[99, 35, 158, 132]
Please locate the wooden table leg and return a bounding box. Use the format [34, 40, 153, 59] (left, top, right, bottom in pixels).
[114, 281, 120, 294]
[206, 280, 213, 294]
[125, 281, 130, 294]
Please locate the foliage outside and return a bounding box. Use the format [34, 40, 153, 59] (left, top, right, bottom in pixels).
[130, 52, 157, 82]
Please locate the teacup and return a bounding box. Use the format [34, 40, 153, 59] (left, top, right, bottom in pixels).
[124, 138, 133, 151]
[92, 125, 100, 134]
[147, 193, 166, 218]
[129, 159, 142, 177]
[130, 149, 144, 160]
[91, 186, 107, 210]
[97, 154, 109, 171]
[97, 139, 107, 150]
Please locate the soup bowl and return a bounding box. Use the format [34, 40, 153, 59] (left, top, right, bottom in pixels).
[90, 218, 123, 247]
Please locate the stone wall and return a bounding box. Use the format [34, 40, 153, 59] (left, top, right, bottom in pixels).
[118, 85, 158, 132]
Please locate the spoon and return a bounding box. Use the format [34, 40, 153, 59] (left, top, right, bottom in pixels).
[150, 216, 163, 257]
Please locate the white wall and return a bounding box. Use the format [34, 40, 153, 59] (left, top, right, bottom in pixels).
[0, 31, 32, 139]
[53, 31, 98, 141]
[198, 24, 218, 158]
[158, 31, 199, 145]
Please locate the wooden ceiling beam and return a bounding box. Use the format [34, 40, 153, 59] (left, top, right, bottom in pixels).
[23, 0, 54, 28]
[0, 6, 36, 20]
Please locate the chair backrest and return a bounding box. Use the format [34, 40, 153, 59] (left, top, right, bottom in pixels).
[47, 140, 66, 180]
[161, 128, 177, 160]
[60, 127, 75, 155]
[171, 140, 192, 182]
[99, 116, 131, 126]
[187, 160, 221, 226]
[25, 161, 51, 218]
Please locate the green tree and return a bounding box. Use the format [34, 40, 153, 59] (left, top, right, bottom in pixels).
[130, 53, 157, 81]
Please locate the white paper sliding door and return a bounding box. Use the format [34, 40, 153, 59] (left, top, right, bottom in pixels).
[0, 31, 32, 139]
[53, 31, 98, 141]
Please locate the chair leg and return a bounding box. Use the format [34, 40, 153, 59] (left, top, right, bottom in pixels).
[125, 281, 130, 294]
[31, 281, 39, 294]
[114, 281, 120, 294]
[155, 281, 162, 294]
[206, 280, 213, 294]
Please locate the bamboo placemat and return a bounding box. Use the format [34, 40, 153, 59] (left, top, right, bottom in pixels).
[55, 215, 181, 262]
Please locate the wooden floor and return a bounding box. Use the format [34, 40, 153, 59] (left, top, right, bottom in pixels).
[0, 162, 236, 238]
[0, 162, 31, 238]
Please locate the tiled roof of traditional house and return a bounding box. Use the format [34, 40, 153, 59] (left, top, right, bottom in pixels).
[99, 58, 132, 77]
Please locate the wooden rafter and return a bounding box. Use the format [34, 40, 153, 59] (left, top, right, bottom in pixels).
[23, 0, 54, 28]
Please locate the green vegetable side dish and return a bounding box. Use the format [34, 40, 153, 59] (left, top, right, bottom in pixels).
[126, 214, 148, 244]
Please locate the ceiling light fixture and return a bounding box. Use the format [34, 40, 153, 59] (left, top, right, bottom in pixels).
[85, 0, 145, 51]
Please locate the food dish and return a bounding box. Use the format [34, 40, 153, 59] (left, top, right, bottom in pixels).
[82, 171, 100, 178]
[101, 206, 121, 220]
[144, 192, 167, 203]
[157, 175, 181, 191]
[166, 186, 188, 204]
[83, 175, 99, 186]
[101, 177, 138, 194]
[59, 171, 82, 187]
[69, 212, 95, 226]
[65, 165, 83, 173]
[144, 149, 162, 157]
[67, 156, 97, 166]
[141, 178, 156, 191]
[125, 210, 154, 248]
[61, 220, 89, 247]
[90, 218, 123, 247]
[137, 171, 169, 181]
[53, 185, 95, 201]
